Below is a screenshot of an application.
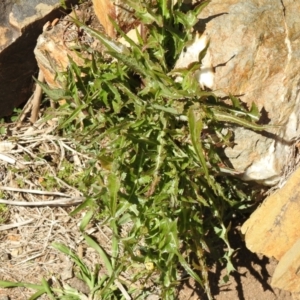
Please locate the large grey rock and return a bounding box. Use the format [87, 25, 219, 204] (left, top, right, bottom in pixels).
[196, 0, 300, 185]
[0, 0, 78, 117]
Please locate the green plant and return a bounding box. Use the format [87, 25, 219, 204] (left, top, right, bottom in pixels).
[0, 234, 124, 299]
[0, 0, 266, 298]
[0, 203, 8, 224]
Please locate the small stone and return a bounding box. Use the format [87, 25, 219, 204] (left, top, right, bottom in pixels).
[68, 277, 90, 295]
[0, 253, 11, 261]
[60, 258, 73, 281]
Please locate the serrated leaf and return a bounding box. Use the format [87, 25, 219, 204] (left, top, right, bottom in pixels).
[249, 101, 260, 120]
[34, 78, 72, 101]
[71, 17, 130, 55]
[229, 94, 242, 109]
[212, 109, 275, 131]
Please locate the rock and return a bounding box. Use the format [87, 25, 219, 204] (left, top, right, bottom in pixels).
[197, 0, 300, 184]
[0, 0, 79, 117]
[241, 167, 300, 260]
[271, 238, 300, 292]
[92, 0, 139, 38]
[91, 0, 116, 38]
[68, 277, 90, 295]
[174, 32, 214, 90]
[34, 1, 105, 88]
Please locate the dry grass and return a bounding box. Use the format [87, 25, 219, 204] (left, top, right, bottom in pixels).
[0, 118, 116, 299]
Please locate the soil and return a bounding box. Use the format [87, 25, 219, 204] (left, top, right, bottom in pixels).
[178, 226, 294, 300]
[0, 178, 291, 300]
[0, 252, 293, 300]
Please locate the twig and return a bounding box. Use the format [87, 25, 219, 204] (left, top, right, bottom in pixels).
[30, 70, 44, 123]
[0, 153, 16, 164]
[16, 94, 34, 127]
[0, 197, 84, 207]
[0, 186, 71, 197]
[15, 252, 44, 265]
[114, 280, 131, 300]
[0, 219, 34, 231]
[15, 69, 44, 127]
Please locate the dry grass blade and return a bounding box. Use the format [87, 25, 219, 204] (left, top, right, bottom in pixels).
[30, 70, 44, 124]
[114, 280, 131, 300]
[0, 186, 70, 197]
[0, 153, 16, 164]
[0, 218, 34, 231]
[0, 197, 85, 207]
[0, 110, 105, 299]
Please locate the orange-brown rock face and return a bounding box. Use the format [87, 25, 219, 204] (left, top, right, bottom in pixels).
[241, 167, 300, 293]
[92, 0, 139, 37]
[241, 167, 300, 260]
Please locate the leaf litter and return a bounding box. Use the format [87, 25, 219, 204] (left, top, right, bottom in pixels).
[0, 119, 122, 299]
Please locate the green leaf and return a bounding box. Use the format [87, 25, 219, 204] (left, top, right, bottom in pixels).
[177, 250, 203, 287]
[83, 234, 113, 277]
[28, 290, 47, 300]
[212, 109, 276, 131]
[34, 79, 72, 101]
[70, 197, 94, 217]
[108, 173, 119, 218]
[229, 94, 242, 109]
[123, 0, 163, 26]
[41, 278, 56, 300]
[79, 210, 94, 231]
[249, 101, 260, 120]
[0, 280, 44, 290]
[198, 39, 210, 63]
[52, 242, 90, 278]
[107, 51, 148, 77]
[70, 17, 130, 55]
[187, 107, 209, 180]
[151, 104, 179, 115]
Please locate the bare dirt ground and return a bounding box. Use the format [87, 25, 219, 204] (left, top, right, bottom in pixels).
[178, 225, 294, 300]
[0, 210, 294, 300]
[0, 121, 115, 299]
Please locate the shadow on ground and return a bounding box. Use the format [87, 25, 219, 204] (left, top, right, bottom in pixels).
[178, 220, 292, 300]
